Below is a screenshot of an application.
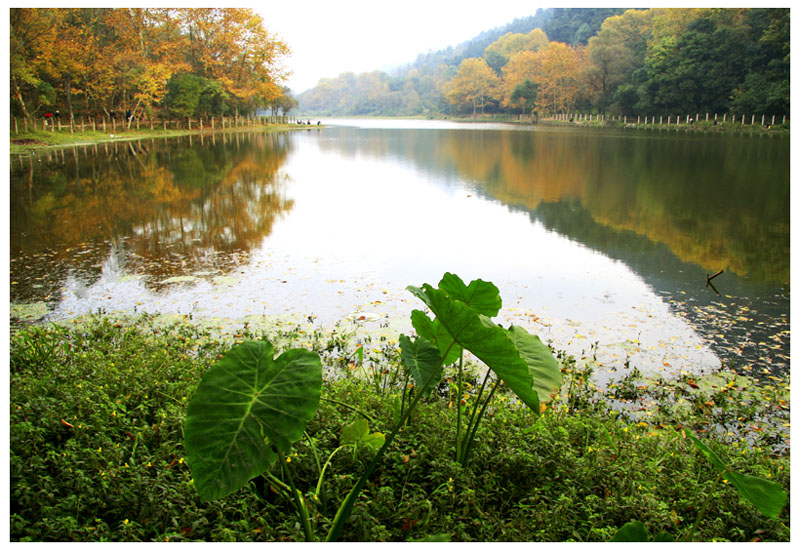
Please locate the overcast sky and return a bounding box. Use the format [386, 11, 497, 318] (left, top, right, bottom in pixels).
[257, 1, 546, 93]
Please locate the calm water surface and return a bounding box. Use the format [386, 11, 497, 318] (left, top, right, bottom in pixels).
[9, 119, 789, 384]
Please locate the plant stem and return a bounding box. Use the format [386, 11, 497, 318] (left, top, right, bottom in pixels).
[276, 448, 315, 542]
[314, 446, 344, 509]
[459, 368, 491, 462]
[326, 342, 453, 542]
[319, 396, 376, 422]
[684, 471, 724, 542]
[461, 372, 500, 466]
[455, 351, 464, 462]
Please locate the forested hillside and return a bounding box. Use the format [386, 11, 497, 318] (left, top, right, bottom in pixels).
[10, 8, 294, 121]
[297, 7, 789, 119]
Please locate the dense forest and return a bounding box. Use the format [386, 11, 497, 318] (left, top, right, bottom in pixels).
[298, 8, 789, 118]
[10, 8, 296, 121]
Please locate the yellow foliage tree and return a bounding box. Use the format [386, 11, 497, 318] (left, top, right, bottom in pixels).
[180, 8, 289, 111]
[500, 51, 542, 111]
[443, 58, 502, 115]
[533, 42, 583, 115]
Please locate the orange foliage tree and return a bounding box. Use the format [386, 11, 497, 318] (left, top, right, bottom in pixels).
[443, 58, 502, 115]
[10, 8, 289, 120]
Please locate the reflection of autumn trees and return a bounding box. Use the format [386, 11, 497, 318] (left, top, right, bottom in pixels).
[319, 128, 787, 283]
[442, 130, 789, 283]
[10, 132, 294, 287]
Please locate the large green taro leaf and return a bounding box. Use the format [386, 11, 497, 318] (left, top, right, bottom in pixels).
[689, 431, 787, 519]
[184, 341, 322, 501]
[408, 283, 539, 412]
[506, 325, 562, 402]
[438, 272, 502, 318]
[410, 310, 461, 366]
[399, 334, 443, 396]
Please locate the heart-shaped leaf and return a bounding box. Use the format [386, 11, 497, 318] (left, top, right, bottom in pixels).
[410, 309, 462, 365]
[438, 272, 502, 318]
[506, 325, 562, 402]
[399, 333, 444, 396]
[341, 418, 385, 451]
[184, 341, 322, 501]
[408, 283, 540, 411]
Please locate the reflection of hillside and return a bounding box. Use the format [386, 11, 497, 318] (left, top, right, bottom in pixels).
[321, 127, 789, 284]
[10, 133, 294, 297]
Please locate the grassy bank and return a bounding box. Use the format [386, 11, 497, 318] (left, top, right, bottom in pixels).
[9, 314, 789, 542]
[420, 113, 790, 135]
[9, 122, 315, 155]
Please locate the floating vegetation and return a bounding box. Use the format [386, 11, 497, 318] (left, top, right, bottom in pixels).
[160, 275, 198, 284]
[10, 301, 49, 321]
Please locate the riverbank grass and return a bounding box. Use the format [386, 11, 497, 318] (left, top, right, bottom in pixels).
[9, 122, 311, 155]
[9, 314, 789, 542]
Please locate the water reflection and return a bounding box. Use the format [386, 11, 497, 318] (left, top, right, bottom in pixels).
[318, 123, 789, 284]
[9, 122, 789, 383]
[10, 132, 294, 302]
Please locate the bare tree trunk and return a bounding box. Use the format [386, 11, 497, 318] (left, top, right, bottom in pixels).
[128, 97, 143, 129]
[65, 74, 74, 122]
[12, 76, 30, 120]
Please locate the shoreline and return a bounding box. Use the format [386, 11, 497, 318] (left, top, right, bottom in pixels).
[9, 122, 320, 155]
[298, 114, 789, 135]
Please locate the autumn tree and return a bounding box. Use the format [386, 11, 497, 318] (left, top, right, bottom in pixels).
[180, 8, 289, 114]
[587, 9, 654, 112]
[10, 9, 59, 118]
[269, 86, 298, 117]
[484, 29, 549, 73]
[501, 51, 541, 112]
[9, 8, 288, 121]
[443, 57, 501, 115]
[533, 42, 583, 114]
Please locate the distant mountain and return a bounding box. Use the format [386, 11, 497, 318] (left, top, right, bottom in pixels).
[400, 9, 552, 78]
[296, 7, 627, 116]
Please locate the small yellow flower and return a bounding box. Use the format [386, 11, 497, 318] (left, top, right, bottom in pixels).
[286, 456, 292, 463]
[123, 519, 129, 525]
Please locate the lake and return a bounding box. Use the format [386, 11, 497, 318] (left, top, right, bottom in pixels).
[9, 119, 790, 385]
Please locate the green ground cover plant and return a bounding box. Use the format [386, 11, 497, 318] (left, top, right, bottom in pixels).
[9, 305, 790, 541]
